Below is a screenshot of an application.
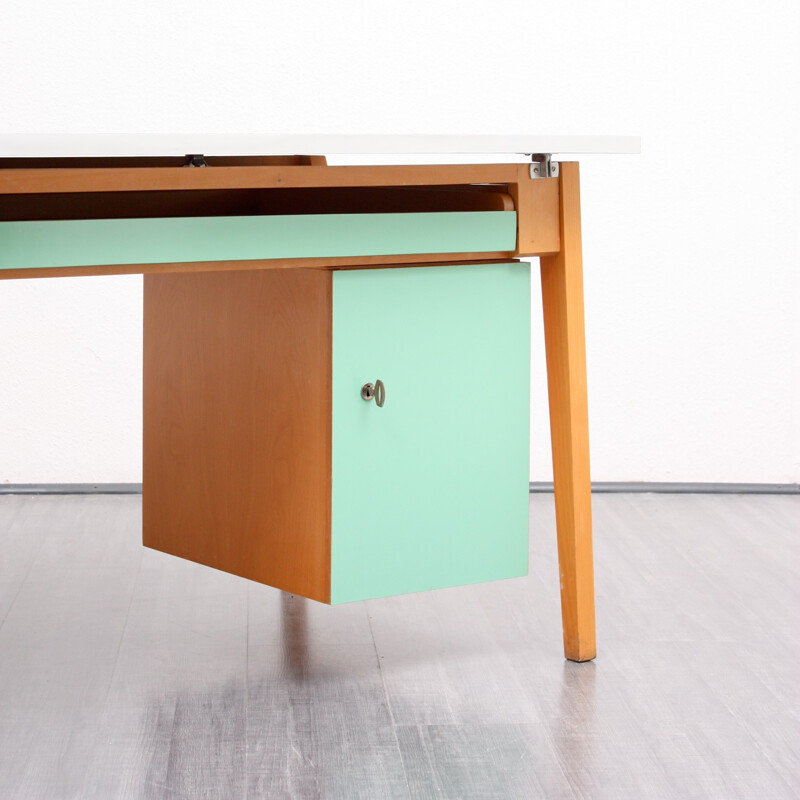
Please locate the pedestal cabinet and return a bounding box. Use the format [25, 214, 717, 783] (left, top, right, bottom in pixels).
[143, 260, 530, 604]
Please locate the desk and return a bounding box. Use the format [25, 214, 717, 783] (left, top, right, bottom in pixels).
[0, 134, 639, 662]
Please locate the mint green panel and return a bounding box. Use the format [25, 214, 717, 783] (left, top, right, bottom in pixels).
[0, 212, 516, 270]
[331, 262, 530, 604]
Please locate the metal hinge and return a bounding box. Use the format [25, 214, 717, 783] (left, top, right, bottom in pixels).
[529, 153, 558, 179]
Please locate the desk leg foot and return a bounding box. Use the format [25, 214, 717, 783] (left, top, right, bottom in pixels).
[540, 162, 596, 663]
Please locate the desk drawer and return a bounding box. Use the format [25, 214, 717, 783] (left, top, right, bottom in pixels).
[0, 211, 516, 271]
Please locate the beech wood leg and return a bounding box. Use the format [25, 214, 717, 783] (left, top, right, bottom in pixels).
[539, 162, 597, 662]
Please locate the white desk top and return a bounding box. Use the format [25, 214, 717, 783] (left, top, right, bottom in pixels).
[0, 134, 640, 159]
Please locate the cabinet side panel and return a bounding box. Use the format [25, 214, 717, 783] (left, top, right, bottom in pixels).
[143, 268, 332, 602]
[331, 262, 530, 603]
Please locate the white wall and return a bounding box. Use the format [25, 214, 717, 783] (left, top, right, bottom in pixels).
[1, 0, 798, 484]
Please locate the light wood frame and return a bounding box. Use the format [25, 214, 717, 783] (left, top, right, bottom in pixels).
[541, 163, 596, 661]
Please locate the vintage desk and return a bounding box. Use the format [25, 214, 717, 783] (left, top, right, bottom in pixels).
[0, 134, 639, 662]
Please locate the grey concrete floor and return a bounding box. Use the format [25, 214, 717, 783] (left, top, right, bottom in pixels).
[0, 492, 797, 799]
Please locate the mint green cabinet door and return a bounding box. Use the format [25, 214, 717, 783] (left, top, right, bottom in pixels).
[331, 262, 531, 603]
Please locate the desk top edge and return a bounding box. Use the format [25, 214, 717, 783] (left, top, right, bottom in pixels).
[0, 134, 641, 158]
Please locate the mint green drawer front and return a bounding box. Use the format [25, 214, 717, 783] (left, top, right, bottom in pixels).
[331, 262, 530, 604]
[0, 211, 516, 270]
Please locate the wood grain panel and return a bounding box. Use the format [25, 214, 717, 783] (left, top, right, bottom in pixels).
[509, 165, 560, 256]
[142, 268, 332, 601]
[0, 163, 523, 195]
[539, 162, 596, 662]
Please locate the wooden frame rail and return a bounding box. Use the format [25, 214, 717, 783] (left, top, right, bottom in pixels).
[0, 162, 561, 278]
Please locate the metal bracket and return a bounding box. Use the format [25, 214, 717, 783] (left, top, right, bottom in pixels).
[184, 154, 208, 168]
[529, 154, 558, 179]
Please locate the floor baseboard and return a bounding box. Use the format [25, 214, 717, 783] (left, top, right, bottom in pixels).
[1, 482, 797, 496]
[530, 481, 799, 495]
[0, 483, 143, 495]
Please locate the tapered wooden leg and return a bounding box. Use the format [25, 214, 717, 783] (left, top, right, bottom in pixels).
[540, 162, 596, 662]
